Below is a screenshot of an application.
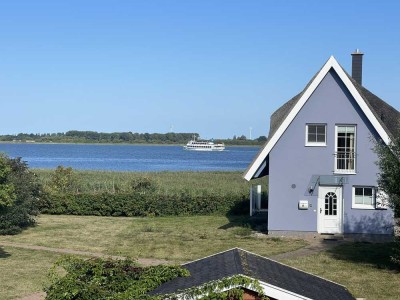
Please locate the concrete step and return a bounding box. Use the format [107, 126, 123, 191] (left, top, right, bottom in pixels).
[320, 233, 344, 241]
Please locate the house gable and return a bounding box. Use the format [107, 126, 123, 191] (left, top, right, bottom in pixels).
[150, 248, 354, 299]
[244, 56, 393, 181]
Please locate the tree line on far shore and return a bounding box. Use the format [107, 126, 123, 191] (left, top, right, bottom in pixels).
[0, 131, 267, 145]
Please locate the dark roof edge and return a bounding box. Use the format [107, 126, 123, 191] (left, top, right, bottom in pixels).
[237, 248, 352, 290]
[181, 247, 242, 266]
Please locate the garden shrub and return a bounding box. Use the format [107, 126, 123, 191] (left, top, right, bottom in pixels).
[0, 155, 41, 235]
[45, 256, 189, 300]
[39, 191, 249, 217]
[45, 257, 267, 300]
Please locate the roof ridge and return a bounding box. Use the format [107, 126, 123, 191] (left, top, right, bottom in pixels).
[181, 247, 240, 266]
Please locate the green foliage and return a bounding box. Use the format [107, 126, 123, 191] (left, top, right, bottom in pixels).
[39, 191, 248, 217]
[45, 256, 189, 300]
[374, 135, 400, 265]
[0, 131, 265, 145]
[46, 166, 78, 194]
[36, 169, 262, 217]
[131, 176, 157, 193]
[166, 275, 268, 300]
[375, 136, 400, 215]
[0, 155, 41, 234]
[0, 155, 16, 207]
[36, 170, 259, 197]
[45, 257, 268, 300]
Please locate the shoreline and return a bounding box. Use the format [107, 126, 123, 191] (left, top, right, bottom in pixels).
[0, 141, 262, 147]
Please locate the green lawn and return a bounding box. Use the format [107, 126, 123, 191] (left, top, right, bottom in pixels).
[1, 215, 399, 299]
[283, 242, 400, 299]
[0, 246, 62, 300]
[0, 215, 305, 262]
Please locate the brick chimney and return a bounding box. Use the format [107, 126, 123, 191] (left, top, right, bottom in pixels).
[351, 49, 364, 85]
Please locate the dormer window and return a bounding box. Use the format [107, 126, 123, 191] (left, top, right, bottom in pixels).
[305, 124, 326, 146]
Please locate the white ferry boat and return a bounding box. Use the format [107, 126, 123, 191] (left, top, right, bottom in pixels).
[183, 139, 225, 151]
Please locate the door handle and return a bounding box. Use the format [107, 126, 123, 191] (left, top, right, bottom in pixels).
[320, 208, 322, 213]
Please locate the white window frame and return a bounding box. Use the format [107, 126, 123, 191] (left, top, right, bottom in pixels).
[305, 124, 327, 146]
[334, 125, 356, 174]
[352, 186, 376, 209]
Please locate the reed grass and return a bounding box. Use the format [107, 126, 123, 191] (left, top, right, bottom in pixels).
[34, 169, 267, 196]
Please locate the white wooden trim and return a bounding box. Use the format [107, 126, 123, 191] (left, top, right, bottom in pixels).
[334, 125, 357, 173]
[352, 186, 376, 209]
[244, 56, 391, 181]
[258, 280, 313, 300]
[305, 123, 327, 147]
[174, 275, 313, 300]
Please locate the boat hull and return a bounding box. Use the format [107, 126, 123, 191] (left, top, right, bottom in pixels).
[183, 147, 225, 151]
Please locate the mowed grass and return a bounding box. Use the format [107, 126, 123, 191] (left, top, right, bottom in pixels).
[1, 216, 400, 299]
[0, 215, 304, 262]
[34, 169, 266, 196]
[0, 246, 62, 300]
[283, 242, 400, 299]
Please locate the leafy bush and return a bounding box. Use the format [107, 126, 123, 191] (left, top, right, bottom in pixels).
[37, 167, 253, 217]
[45, 256, 189, 300]
[45, 166, 78, 194]
[45, 257, 267, 300]
[0, 155, 41, 235]
[39, 191, 249, 217]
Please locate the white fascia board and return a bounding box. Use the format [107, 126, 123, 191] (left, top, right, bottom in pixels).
[244, 56, 391, 181]
[173, 277, 312, 300]
[244, 56, 336, 181]
[259, 281, 313, 300]
[328, 58, 391, 145]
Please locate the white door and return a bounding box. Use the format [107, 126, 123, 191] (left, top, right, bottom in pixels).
[318, 186, 342, 234]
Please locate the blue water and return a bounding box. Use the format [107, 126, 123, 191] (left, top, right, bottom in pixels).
[0, 143, 260, 171]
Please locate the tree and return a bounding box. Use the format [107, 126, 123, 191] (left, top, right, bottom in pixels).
[375, 136, 400, 215]
[257, 135, 267, 142]
[375, 135, 400, 265]
[0, 155, 41, 235]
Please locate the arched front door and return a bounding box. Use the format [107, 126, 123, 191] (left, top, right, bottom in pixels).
[317, 186, 343, 234]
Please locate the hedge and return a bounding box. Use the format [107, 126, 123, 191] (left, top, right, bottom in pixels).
[39, 192, 249, 217]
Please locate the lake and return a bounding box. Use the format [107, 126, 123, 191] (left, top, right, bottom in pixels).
[0, 143, 260, 172]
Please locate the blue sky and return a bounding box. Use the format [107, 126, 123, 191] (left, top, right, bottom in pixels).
[0, 1, 399, 139]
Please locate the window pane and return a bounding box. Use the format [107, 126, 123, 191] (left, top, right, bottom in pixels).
[355, 188, 363, 196]
[338, 126, 355, 133]
[307, 125, 326, 144]
[316, 125, 325, 134]
[337, 136, 346, 148]
[364, 188, 372, 196]
[355, 195, 364, 204]
[308, 125, 317, 134]
[364, 196, 373, 205]
[317, 134, 325, 143]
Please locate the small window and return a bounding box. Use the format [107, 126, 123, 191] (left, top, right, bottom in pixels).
[352, 186, 375, 209]
[306, 124, 326, 146]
